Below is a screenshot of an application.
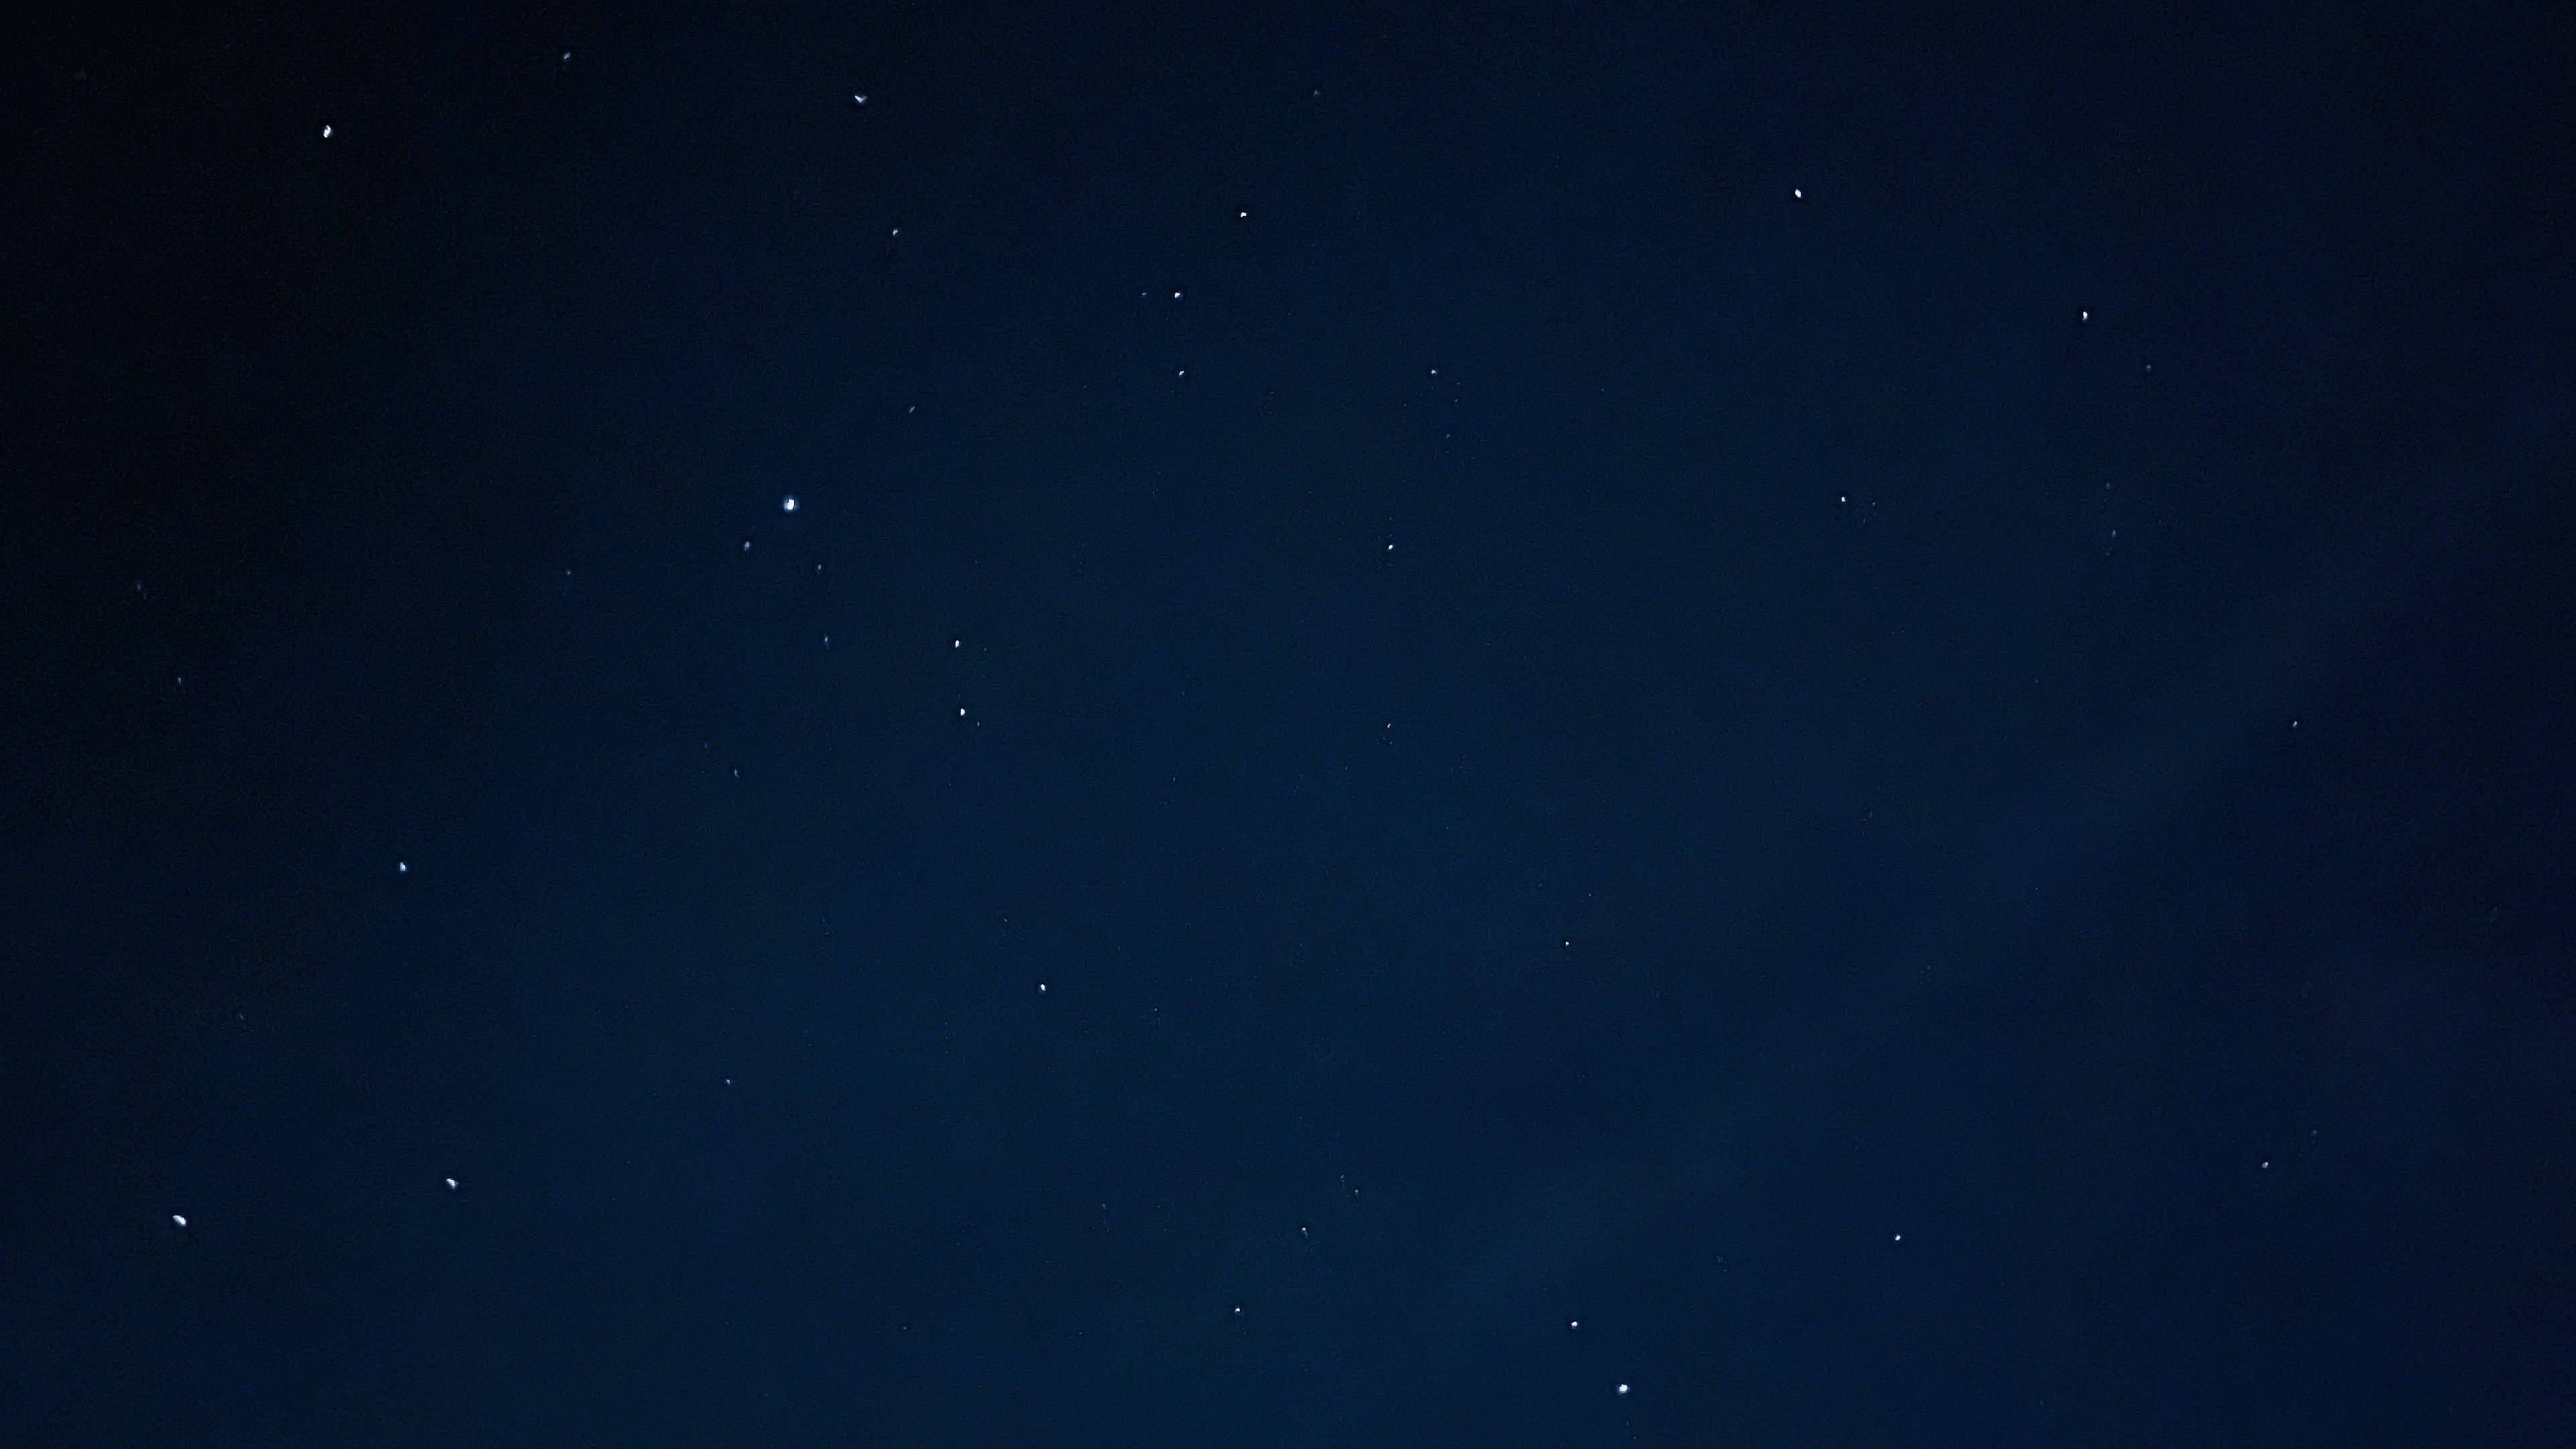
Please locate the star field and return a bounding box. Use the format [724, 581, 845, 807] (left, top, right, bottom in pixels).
[3, 1, 2571, 1445]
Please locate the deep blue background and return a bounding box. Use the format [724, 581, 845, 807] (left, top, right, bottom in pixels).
[5, 1, 2571, 1443]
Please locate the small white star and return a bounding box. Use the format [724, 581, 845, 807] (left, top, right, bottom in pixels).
[2080, 310, 2090, 321]
[959, 707, 967, 716]
[445, 1177, 458, 1190]
[397, 861, 408, 873]
[853, 93, 867, 105]
[1038, 983, 1047, 993]
[172, 1214, 186, 1228]
[321, 123, 333, 139]
[1792, 188, 1803, 199]
[1894, 1233, 1903, 1242]
[1617, 1384, 1630, 1396]
[782, 496, 798, 512]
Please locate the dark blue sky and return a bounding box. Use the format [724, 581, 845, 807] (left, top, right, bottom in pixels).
[5, 1, 2571, 1444]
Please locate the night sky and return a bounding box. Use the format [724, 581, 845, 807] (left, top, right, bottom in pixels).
[5, 1, 2572, 1444]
